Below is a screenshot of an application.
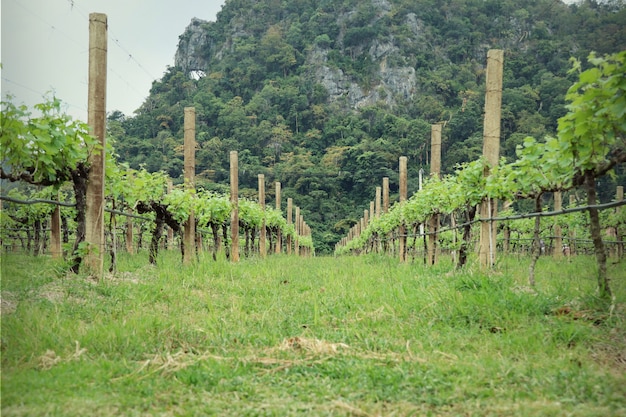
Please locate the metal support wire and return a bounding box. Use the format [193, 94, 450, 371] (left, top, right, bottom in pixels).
[342, 199, 626, 245]
[1, 195, 153, 221]
[0, 195, 76, 207]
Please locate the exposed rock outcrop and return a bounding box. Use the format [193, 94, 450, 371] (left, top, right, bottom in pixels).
[174, 1, 421, 108]
[175, 18, 212, 73]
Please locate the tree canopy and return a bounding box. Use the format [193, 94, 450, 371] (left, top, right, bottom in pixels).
[108, 0, 626, 252]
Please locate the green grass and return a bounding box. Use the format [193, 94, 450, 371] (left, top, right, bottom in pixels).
[2, 251, 625, 416]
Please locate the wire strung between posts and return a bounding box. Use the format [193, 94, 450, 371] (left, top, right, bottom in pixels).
[65, 0, 157, 81]
[0, 195, 152, 221]
[3, 195, 624, 239]
[0, 195, 76, 208]
[489, 199, 625, 221]
[345, 199, 626, 241]
[106, 208, 153, 221]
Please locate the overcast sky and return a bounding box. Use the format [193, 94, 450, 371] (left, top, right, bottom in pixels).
[1, 0, 583, 122]
[1, 0, 226, 121]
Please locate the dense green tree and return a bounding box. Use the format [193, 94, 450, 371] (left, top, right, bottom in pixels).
[109, 0, 626, 252]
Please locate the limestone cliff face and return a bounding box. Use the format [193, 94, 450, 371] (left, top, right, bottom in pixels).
[174, 1, 422, 108]
[174, 18, 213, 74]
[307, 44, 416, 109]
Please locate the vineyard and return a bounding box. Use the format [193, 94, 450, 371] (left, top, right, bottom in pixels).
[335, 49, 626, 300]
[1, 14, 626, 415]
[334, 155, 625, 277]
[2, 50, 626, 295]
[336, 175, 625, 257]
[0, 149, 314, 267]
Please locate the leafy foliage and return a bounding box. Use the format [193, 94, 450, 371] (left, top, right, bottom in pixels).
[1, 96, 98, 186]
[337, 50, 625, 297]
[98, 1, 626, 251]
[558, 50, 626, 179]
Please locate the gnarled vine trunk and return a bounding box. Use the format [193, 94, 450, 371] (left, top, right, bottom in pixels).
[528, 194, 543, 287]
[458, 205, 477, 268]
[137, 201, 181, 265]
[148, 216, 164, 265]
[33, 219, 42, 256]
[210, 222, 220, 261]
[70, 162, 89, 273]
[222, 223, 230, 260]
[584, 171, 611, 298]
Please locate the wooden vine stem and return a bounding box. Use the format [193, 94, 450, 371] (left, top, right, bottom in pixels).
[183, 107, 196, 265]
[479, 49, 504, 269]
[616, 186, 624, 259]
[84, 12, 107, 278]
[301, 211, 306, 256]
[569, 195, 576, 256]
[167, 180, 174, 249]
[230, 151, 239, 262]
[125, 211, 133, 254]
[553, 191, 563, 259]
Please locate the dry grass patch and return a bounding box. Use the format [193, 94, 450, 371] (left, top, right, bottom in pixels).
[0, 291, 17, 315]
[112, 335, 428, 381]
[37, 341, 88, 370]
[104, 271, 142, 284]
[591, 327, 626, 374]
[276, 336, 349, 354]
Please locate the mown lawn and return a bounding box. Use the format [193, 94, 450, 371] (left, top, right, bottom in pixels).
[1, 251, 625, 416]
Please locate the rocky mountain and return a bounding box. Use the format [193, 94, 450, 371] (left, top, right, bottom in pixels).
[111, 0, 626, 252]
[176, 0, 422, 109]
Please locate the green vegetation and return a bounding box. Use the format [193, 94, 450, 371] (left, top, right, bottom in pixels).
[0, 96, 104, 271]
[0, 102, 311, 271]
[0, 96, 97, 187]
[336, 50, 626, 298]
[105, 0, 626, 253]
[2, 252, 625, 416]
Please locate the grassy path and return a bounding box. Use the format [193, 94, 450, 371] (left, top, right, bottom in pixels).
[2, 252, 625, 416]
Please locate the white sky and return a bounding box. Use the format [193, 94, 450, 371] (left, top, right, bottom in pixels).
[1, 0, 226, 121]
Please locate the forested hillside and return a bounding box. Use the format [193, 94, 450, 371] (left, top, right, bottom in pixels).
[108, 0, 626, 253]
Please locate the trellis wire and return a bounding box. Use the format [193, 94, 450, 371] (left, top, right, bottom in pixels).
[0, 195, 152, 221]
[370, 199, 626, 240]
[3, 195, 625, 250]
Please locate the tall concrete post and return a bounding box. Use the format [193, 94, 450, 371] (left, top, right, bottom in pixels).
[230, 151, 240, 262]
[275, 182, 282, 254]
[295, 206, 301, 256]
[287, 198, 293, 255]
[399, 156, 408, 262]
[428, 124, 442, 265]
[478, 49, 504, 269]
[382, 177, 390, 214]
[183, 107, 196, 264]
[375, 187, 382, 218]
[84, 13, 107, 277]
[258, 174, 266, 258]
